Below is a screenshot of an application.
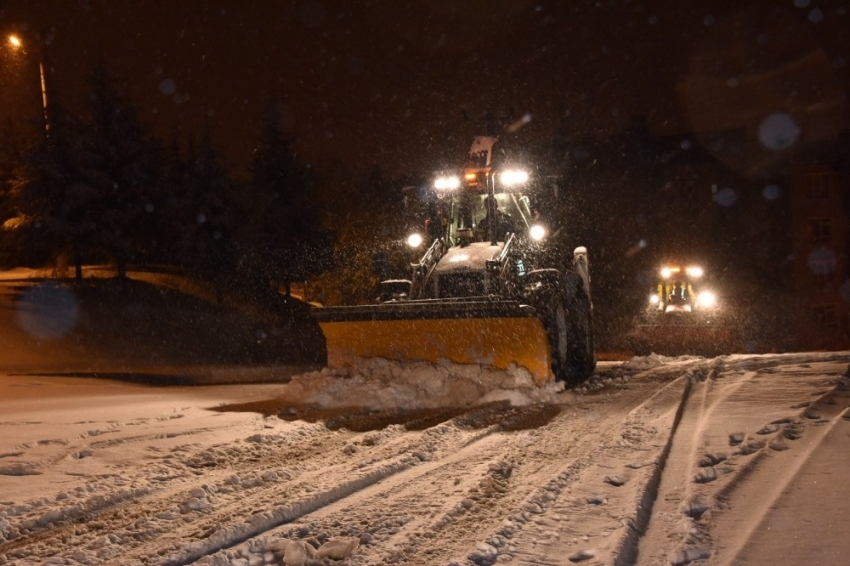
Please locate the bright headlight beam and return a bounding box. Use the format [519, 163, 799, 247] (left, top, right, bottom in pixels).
[697, 291, 716, 308]
[687, 266, 704, 278]
[500, 169, 529, 186]
[407, 233, 423, 248]
[434, 176, 460, 190]
[529, 224, 546, 241]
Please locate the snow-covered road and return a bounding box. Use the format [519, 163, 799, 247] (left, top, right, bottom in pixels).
[1, 352, 849, 566]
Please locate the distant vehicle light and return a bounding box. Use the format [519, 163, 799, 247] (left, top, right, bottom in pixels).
[407, 233, 423, 248]
[434, 175, 460, 190]
[687, 266, 704, 278]
[660, 267, 673, 279]
[649, 293, 660, 304]
[500, 169, 529, 187]
[697, 291, 717, 308]
[529, 224, 546, 241]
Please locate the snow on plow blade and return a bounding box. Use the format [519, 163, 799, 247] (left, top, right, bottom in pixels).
[313, 299, 554, 385]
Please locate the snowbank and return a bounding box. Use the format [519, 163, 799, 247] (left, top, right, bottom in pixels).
[277, 358, 565, 410]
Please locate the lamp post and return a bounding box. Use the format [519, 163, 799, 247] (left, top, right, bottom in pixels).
[6, 33, 50, 135]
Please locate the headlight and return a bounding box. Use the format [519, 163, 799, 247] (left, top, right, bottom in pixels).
[697, 291, 716, 308]
[434, 175, 460, 190]
[529, 224, 546, 241]
[660, 267, 672, 279]
[686, 266, 703, 278]
[500, 169, 529, 187]
[649, 293, 660, 305]
[407, 233, 423, 248]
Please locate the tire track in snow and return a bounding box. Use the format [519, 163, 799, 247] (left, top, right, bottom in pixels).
[180, 405, 578, 565]
[0, 420, 345, 561]
[632, 361, 755, 565]
[215, 372, 696, 566]
[129, 418, 513, 565]
[462, 366, 697, 566]
[636, 358, 850, 565]
[710, 385, 850, 565]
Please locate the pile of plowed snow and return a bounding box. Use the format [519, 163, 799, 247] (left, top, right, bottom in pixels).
[278, 358, 565, 410]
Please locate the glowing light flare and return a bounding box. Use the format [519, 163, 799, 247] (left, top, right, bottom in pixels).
[697, 291, 717, 308]
[500, 169, 529, 187]
[7, 35, 22, 49]
[434, 175, 460, 191]
[686, 266, 704, 278]
[649, 293, 660, 305]
[529, 224, 546, 241]
[660, 266, 680, 279]
[407, 233, 423, 248]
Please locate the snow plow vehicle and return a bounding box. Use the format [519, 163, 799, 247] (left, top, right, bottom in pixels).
[313, 138, 596, 385]
[628, 263, 731, 356]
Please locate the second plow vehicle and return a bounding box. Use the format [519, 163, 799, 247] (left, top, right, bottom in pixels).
[628, 263, 732, 356]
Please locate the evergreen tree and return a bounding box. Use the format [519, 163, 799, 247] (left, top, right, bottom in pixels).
[83, 64, 166, 277]
[245, 104, 333, 298]
[3, 104, 97, 277]
[0, 119, 28, 263]
[175, 130, 239, 305]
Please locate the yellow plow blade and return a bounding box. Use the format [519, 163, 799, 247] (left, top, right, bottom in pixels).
[314, 300, 554, 385]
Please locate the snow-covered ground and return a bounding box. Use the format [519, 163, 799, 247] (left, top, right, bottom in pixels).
[2, 352, 849, 566]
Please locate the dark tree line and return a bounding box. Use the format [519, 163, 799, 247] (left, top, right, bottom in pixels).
[0, 66, 333, 305]
[0, 62, 810, 353]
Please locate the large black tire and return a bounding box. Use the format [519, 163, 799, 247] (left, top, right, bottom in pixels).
[546, 296, 570, 382]
[524, 269, 596, 385]
[538, 283, 595, 385]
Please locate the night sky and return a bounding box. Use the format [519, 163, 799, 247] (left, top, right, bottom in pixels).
[1, 0, 848, 178]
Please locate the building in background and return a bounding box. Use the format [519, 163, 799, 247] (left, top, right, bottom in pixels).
[789, 142, 850, 350]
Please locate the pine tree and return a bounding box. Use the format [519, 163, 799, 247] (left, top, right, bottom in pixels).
[83, 64, 166, 278]
[3, 104, 97, 278]
[245, 103, 333, 298]
[175, 130, 239, 305]
[0, 119, 28, 264]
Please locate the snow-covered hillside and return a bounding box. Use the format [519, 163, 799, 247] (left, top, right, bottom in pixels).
[1, 352, 849, 565]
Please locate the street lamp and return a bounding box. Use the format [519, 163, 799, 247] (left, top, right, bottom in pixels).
[6, 33, 50, 135]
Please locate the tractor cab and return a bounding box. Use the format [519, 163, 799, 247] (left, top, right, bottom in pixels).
[430, 168, 539, 247]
